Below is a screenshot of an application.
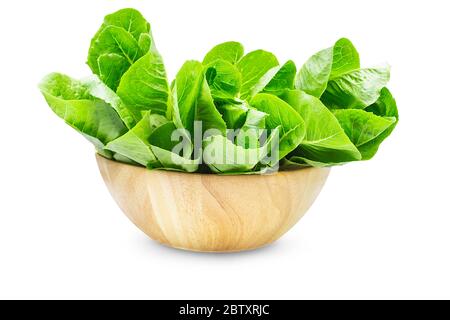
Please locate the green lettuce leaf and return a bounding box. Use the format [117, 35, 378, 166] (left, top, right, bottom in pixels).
[88, 25, 141, 74]
[150, 146, 199, 172]
[333, 109, 395, 146]
[262, 60, 297, 95]
[203, 127, 279, 173]
[250, 60, 297, 97]
[116, 52, 169, 123]
[105, 113, 162, 166]
[237, 50, 279, 100]
[296, 38, 360, 97]
[39, 73, 127, 158]
[216, 102, 248, 129]
[203, 41, 244, 65]
[250, 93, 305, 159]
[338, 87, 398, 159]
[173, 60, 226, 136]
[148, 121, 179, 151]
[236, 108, 267, 148]
[366, 87, 399, 118]
[83, 75, 135, 129]
[281, 156, 338, 168]
[97, 53, 130, 91]
[204, 59, 242, 100]
[281, 90, 361, 164]
[102, 8, 151, 40]
[87, 8, 158, 91]
[105, 112, 198, 172]
[321, 67, 390, 109]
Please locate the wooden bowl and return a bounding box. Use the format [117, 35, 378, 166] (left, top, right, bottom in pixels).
[96, 154, 330, 252]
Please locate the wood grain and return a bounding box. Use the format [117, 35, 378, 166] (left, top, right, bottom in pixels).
[96, 154, 330, 252]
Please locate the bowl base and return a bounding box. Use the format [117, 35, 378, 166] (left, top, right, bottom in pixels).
[152, 238, 277, 253]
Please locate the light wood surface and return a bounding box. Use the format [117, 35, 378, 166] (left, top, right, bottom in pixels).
[96, 154, 330, 252]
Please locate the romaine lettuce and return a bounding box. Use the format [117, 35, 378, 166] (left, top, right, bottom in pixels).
[39, 8, 398, 173]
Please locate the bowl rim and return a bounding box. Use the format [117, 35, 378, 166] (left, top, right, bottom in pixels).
[95, 153, 326, 177]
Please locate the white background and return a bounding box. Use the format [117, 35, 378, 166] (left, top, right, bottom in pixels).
[0, 0, 449, 299]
